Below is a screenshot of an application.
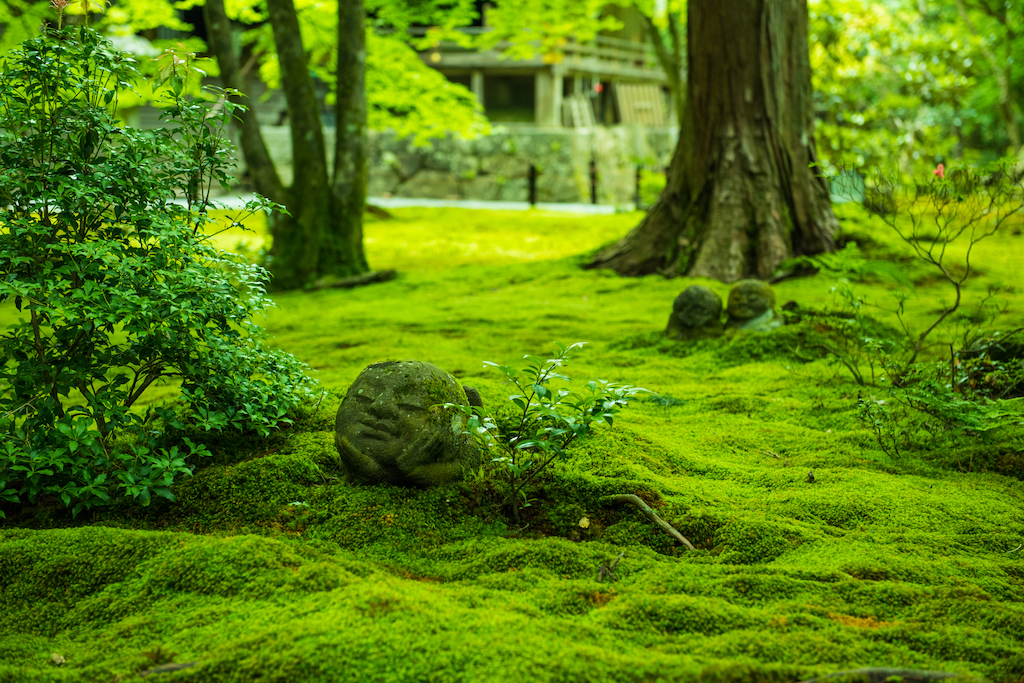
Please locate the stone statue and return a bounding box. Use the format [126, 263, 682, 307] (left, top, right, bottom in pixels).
[335, 360, 481, 487]
[666, 285, 724, 340]
[726, 279, 783, 331]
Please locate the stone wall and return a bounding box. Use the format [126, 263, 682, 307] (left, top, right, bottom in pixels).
[252, 125, 679, 205]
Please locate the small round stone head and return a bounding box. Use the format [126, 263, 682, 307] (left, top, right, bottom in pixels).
[727, 279, 775, 322]
[726, 279, 782, 331]
[666, 285, 723, 340]
[335, 361, 480, 486]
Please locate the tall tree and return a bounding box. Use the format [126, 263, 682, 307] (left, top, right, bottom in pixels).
[589, 0, 838, 281]
[204, 0, 369, 290]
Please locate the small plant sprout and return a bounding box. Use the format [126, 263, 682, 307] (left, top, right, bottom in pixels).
[447, 342, 649, 523]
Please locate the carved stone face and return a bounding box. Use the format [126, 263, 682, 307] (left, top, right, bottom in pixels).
[336, 362, 449, 468]
[666, 284, 724, 340]
[727, 279, 776, 322]
[334, 360, 479, 486]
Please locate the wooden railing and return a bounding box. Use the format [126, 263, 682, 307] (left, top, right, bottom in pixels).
[401, 27, 665, 79]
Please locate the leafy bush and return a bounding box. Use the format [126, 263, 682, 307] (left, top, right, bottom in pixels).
[795, 164, 1024, 457]
[0, 27, 319, 517]
[449, 342, 647, 522]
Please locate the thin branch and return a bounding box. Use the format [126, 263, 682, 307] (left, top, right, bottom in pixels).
[601, 494, 695, 550]
[597, 551, 624, 583]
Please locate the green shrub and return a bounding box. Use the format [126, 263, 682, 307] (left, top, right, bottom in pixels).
[791, 165, 1024, 457]
[0, 27, 318, 516]
[449, 342, 647, 522]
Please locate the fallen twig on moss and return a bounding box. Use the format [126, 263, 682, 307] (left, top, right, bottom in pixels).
[597, 551, 624, 583]
[600, 494, 695, 550]
[365, 203, 393, 220]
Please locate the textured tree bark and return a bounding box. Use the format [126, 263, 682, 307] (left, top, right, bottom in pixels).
[329, 0, 371, 277]
[589, 0, 838, 282]
[203, 0, 285, 206]
[203, 0, 370, 290]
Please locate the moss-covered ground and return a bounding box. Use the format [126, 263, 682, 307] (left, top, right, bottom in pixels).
[2, 204, 1023, 683]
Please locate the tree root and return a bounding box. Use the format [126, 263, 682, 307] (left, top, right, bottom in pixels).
[600, 494, 695, 550]
[365, 203, 393, 220]
[310, 269, 398, 290]
[798, 668, 982, 683]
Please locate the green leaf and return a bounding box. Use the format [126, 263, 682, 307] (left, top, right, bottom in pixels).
[153, 488, 176, 501]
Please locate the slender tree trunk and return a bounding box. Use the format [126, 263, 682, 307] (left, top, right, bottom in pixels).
[203, 0, 285, 205]
[589, 0, 838, 282]
[204, 0, 370, 290]
[263, 0, 333, 288]
[330, 0, 371, 274]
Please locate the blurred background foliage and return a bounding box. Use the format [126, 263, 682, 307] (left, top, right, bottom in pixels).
[809, 0, 1023, 173]
[0, 0, 1020, 167]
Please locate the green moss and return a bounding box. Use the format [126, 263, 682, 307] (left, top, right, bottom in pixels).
[3, 206, 1024, 682]
[170, 442, 333, 530]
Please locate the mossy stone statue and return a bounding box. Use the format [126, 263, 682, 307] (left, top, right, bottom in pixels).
[726, 279, 783, 331]
[335, 361, 480, 486]
[666, 285, 724, 340]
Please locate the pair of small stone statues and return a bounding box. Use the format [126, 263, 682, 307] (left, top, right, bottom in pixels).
[335, 280, 782, 488]
[666, 279, 782, 340]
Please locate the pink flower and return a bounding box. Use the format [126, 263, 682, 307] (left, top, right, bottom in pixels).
[933, 163, 945, 179]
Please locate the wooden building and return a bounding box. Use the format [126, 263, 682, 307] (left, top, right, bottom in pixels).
[414, 16, 672, 128]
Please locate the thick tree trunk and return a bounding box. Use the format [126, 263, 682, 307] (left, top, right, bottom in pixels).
[589, 0, 838, 282]
[263, 0, 365, 288]
[204, 0, 370, 290]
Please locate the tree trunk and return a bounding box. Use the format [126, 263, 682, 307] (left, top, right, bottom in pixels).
[330, 0, 371, 275]
[589, 0, 838, 282]
[203, 0, 285, 205]
[203, 0, 370, 290]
